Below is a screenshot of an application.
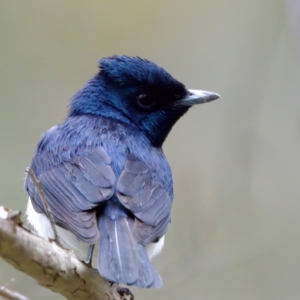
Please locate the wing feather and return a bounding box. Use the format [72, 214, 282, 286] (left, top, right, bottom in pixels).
[25, 145, 116, 243]
[117, 156, 172, 246]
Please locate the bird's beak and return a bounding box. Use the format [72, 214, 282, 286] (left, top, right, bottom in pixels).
[179, 89, 220, 106]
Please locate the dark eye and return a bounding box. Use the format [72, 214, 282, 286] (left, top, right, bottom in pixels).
[136, 94, 155, 109]
[174, 94, 183, 100]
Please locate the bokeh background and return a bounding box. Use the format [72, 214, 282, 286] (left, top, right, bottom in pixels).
[1, 1, 300, 299]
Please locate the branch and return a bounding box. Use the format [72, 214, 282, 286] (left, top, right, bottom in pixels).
[0, 206, 134, 300]
[0, 284, 30, 300]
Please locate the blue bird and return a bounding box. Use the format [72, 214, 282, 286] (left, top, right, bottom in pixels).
[25, 55, 219, 288]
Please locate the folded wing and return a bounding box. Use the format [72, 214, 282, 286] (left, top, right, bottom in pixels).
[25, 146, 116, 243]
[117, 156, 172, 246]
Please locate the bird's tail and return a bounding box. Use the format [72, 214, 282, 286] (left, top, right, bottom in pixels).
[97, 215, 162, 288]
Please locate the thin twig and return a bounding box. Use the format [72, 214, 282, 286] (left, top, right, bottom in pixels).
[0, 284, 30, 300]
[26, 168, 63, 247]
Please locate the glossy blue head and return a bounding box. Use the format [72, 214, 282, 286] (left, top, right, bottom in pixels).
[69, 55, 219, 147]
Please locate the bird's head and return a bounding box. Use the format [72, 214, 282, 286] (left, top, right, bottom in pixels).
[69, 55, 219, 147]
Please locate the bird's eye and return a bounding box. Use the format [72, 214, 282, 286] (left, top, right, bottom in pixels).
[136, 94, 155, 109]
[174, 94, 183, 100]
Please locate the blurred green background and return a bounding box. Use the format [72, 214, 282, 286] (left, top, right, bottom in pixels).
[1, 1, 300, 299]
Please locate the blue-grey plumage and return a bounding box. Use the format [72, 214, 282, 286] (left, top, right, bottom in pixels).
[25, 55, 219, 288]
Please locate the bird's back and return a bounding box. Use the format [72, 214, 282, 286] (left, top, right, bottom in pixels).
[26, 114, 173, 288]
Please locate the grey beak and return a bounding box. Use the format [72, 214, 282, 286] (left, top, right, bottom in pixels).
[180, 89, 220, 106]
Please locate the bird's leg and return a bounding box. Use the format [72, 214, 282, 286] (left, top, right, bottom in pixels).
[26, 168, 63, 248]
[85, 244, 95, 265]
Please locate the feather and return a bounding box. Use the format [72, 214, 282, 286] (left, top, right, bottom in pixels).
[97, 214, 138, 285]
[97, 212, 162, 288]
[26, 145, 115, 243]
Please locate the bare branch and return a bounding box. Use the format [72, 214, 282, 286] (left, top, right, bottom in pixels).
[0, 284, 30, 300]
[0, 206, 134, 300]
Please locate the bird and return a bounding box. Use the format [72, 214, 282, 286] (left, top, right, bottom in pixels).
[25, 55, 219, 288]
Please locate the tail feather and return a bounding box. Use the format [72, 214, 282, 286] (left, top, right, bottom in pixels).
[97, 215, 162, 288]
[135, 243, 162, 288]
[98, 215, 138, 285]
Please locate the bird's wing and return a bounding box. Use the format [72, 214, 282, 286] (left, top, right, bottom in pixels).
[25, 146, 116, 243]
[116, 156, 172, 246]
